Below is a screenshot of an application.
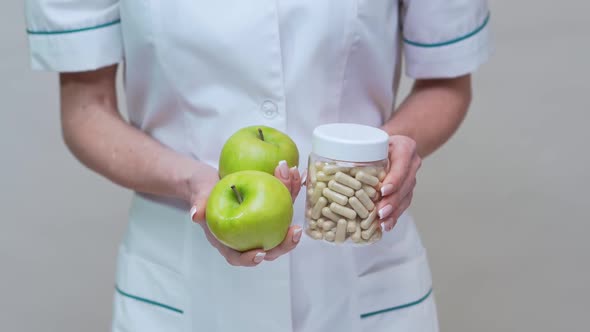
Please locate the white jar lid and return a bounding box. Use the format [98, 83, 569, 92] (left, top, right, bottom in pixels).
[312, 123, 389, 162]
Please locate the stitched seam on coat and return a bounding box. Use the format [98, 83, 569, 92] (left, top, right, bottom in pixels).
[27, 19, 121, 35]
[115, 285, 184, 314]
[403, 12, 490, 48]
[360, 288, 433, 319]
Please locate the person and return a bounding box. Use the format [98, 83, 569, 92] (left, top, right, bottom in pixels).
[25, 1, 491, 331]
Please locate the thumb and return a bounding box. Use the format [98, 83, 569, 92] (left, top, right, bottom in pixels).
[189, 194, 209, 225]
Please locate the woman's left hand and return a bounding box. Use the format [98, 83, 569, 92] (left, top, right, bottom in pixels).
[377, 135, 422, 232]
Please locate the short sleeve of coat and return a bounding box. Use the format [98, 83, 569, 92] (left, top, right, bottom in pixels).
[25, 0, 123, 72]
[400, 0, 492, 79]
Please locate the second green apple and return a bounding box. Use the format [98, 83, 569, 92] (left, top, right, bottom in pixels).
[219, 125, 299, 178]
[206, 170, 293, 251]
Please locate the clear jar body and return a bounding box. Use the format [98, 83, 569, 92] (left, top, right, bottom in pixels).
[304, 153, 388, 245]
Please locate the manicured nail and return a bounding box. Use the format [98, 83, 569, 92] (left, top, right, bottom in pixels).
[290, 166, 299, 179]
[300, 170, 308, 185]
[378, 204, 393, 220]
[381, 184, 394, 196]
[278, 160, 289, 179]
[189, 206, 198, 222]
[293, 227, 303, 243]
[254, 252, 266, 263]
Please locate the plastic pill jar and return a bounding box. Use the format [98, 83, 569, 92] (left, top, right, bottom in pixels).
[304, 123, 389, 245]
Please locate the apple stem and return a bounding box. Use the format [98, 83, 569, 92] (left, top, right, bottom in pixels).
[231, 185, 243, 204]
[258, 128, 265, 141]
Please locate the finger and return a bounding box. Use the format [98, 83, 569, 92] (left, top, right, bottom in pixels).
[300, 169, 308, 187]
[382, 191, 413, 231]
[376, 175, 417, 220]
[289, 166, 302, 201]
[275, 160, 293, 194]
[381, 137, 416, 196]
[264, 226, 302, 261]
[221, 246, 267, 267]
[189, 196, 209, 224]
[199, 222, 266, 267]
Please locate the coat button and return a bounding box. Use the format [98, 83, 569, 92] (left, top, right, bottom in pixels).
[261, 100, 278, 119]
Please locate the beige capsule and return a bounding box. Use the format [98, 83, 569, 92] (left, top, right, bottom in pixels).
[322, 188, 348, 206]
[311, 197, 328, 219]
[334, 171, 362, 190]
[329, 202, 357, 220]
[347, 220, 357, 233]
[351, 223, 362, 243]
[308, 228, 323, 240]
[324, 230, 336, 242]
[377, 169, 387, 181]
[309, 162, 318, 184]
[305, 208, 312, 219]
[361, 221, 380, 240]
[335, 219, 348, 243]
[316, 218, 326, 230]
[361, 184, 378, 199]
[328, 180, 355, 197]
[355, 171, 380, 187]
[355, 190, 375, 211]
[322, 164, 344, 175]
[308, 219, 318, 230]
[321, 207, 341, 222]
[360, 166, 380, 176]
[360, 209, 377, 229]
[368, 228, 383, 243]
[322, 220, 336, 231]
[310, 182, 327, 204]
[316, 171, 334, 182]
[348, 196, 370, 219]
[314, 161, 325, 171]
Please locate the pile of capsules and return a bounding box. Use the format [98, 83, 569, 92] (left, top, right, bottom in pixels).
[305, 162, 387, 245]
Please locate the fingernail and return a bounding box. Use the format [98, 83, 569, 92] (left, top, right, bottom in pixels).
[290, 166, 299, 179]
[189, 206, 198, 222]
[378, 204, 393, 220]
[278, 160, 289, 179]
[381, 184, 394, 196]
[254, 252, 266, 263]
[300, 170, 308, 185]
[293, 227, 303, 243]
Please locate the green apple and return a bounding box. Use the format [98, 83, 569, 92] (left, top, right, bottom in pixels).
[206, 170, 293, 251]
[219, 125, 299, 178]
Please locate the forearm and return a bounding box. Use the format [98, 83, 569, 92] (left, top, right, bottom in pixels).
[59, 65, 204, 202]
[382, 75, 472, 157]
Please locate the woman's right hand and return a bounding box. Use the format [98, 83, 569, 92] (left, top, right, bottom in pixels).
[189, 161, 304, 267]
[58, 65, 303, 267]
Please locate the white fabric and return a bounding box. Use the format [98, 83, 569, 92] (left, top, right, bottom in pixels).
[25, 0, 123, 72]
[26, 1, 491, 331]
[400, 0, 492, 78]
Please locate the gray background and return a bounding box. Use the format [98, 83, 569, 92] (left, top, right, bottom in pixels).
[1, 1, 589, 331]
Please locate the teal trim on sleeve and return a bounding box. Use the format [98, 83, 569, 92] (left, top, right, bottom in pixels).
[27, 19, 121, 35]
[403, 13, 490, 48]
[115, 285, 184, 314]
[360, 288, 433, 319]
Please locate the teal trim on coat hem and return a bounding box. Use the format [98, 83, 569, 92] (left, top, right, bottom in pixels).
[115, 285, 184, 314]
[360, 288, 433, 319]
[403, 13, 490, 48]
[27, 19, 121, 35]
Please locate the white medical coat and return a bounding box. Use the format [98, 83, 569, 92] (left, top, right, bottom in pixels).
[25, 1, 492, 331]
